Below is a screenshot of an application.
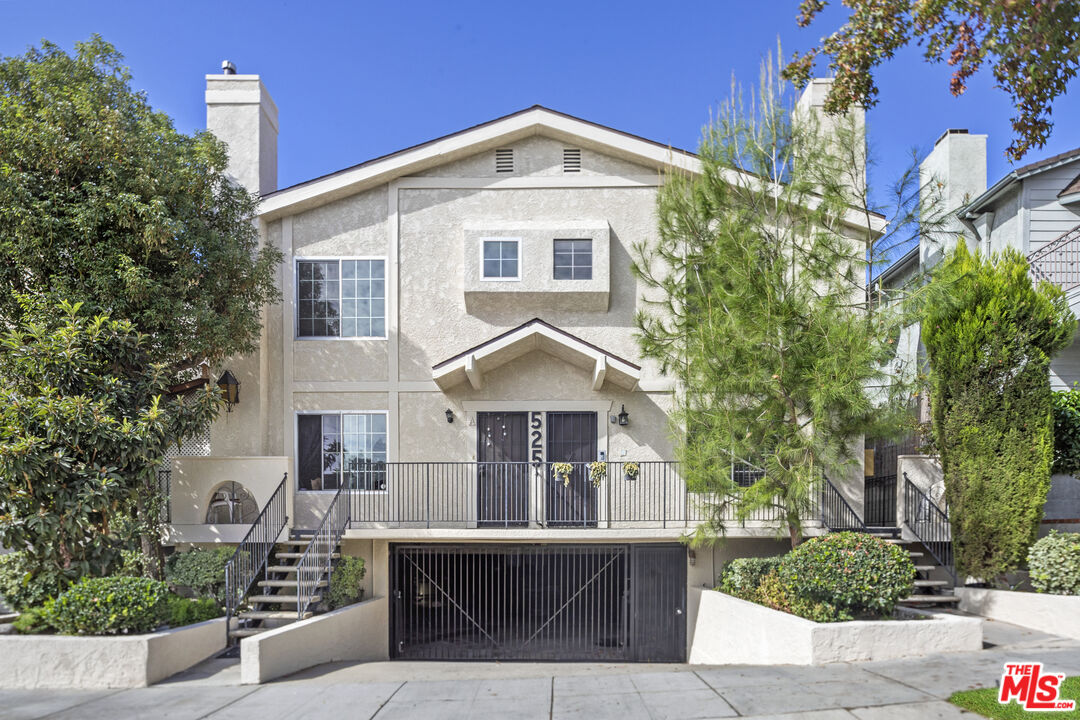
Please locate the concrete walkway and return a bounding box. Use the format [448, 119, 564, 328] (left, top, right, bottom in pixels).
[3, 619, 1080, 719]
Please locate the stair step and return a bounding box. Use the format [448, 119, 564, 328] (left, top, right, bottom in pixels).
[914, 565, 936, 572]
[899, 595, 961, 604]
[266, 565, 299, 573]
[258, 580, 326, 589]
[276, 540, 311, 547]
[247, 595, 321, 605]
[914, 579, 951, 587]
[907, 551, 924, 558]
[274, 552, 340, 560]
[239, 610, 312, 621]
[229, 628, 267, 638]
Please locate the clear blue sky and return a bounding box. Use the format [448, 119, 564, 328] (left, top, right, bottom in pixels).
[3, 0, 1078, 211]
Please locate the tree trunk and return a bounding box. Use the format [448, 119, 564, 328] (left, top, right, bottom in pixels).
[135, 490, 164, 580]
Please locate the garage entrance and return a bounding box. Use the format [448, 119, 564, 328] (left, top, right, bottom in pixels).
[390, 543, 686, 662]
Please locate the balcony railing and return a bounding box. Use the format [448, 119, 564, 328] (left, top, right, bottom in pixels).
[1029, 224, 1080, 294]
[342, 461, 819, 530]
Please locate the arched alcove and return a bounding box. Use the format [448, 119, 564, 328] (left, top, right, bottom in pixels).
[204, 481, 259, 524]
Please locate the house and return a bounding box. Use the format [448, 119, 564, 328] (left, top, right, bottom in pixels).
[163, 66, 875, 663]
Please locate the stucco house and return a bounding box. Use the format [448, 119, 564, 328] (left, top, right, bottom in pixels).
[164, 67, 890, 663]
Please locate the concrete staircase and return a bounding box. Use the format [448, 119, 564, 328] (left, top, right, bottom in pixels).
[866, 527, 959, 608]
[228, 538, 340, 641]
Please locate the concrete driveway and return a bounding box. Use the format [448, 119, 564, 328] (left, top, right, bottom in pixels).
[3, 619, 1079, 719]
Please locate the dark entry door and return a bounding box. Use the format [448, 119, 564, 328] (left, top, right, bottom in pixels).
[477, 412, 529, 527]
[546, 412, 598, 527]
[631, 544, 687, 662]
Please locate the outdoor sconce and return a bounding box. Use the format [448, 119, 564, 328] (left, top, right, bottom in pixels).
[617, 405, 630, 426]
[688, 549, 697, 566]
[445, 408, 454, 424]
[217, 370, 240, 412]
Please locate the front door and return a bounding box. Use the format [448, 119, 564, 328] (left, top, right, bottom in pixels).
[477, 412, 529, 527]
[546, 412, 598, 527]
[631, 544, 687, 661]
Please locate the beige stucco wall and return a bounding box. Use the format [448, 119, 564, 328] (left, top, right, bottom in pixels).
[413, 135, 655, 179]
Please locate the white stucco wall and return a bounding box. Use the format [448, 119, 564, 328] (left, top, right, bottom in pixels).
[957, 587, 1080, 641]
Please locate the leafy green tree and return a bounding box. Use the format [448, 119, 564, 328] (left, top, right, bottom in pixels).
[0, 36, 280, 371]
[784, 0, 1080, 161]
[635, 58, 916, 548]
[923, 243, 1075, 581]
[0, 304, 218, 597]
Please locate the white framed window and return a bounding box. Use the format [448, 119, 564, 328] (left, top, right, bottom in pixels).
[480, 238, 520, 280]
[296, 412, 387, 492]
[553, 239, 592, 280]
[296, 258, 385, 338]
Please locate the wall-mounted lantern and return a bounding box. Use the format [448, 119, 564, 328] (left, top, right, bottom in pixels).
[445, 408, 455, 424]
[617, 404, 630, 426]
[217, 370, 240, 412]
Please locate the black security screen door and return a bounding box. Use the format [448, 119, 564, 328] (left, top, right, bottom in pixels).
[476, 412, 529, 527]
[390, 543, 686, 662]
[546, 412, 598, 527]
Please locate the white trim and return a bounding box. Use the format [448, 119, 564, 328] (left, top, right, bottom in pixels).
[591, 355, 607, 391]
[293, 256, 388, 340]
[293, 410, 390, 494]
[464, 354, 483, 390]
[478, 237, 521, 281]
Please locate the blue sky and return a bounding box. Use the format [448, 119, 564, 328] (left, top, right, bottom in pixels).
[3, 0, 1078, 218]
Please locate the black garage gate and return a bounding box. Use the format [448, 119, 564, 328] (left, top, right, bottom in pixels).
[390, 543, 686, 662]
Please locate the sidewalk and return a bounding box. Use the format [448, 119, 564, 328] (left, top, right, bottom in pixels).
[3, 619, 1078, 720]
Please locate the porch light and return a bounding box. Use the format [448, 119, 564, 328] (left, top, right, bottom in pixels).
[217, 370, 240, 411]
[617, 405, 629, 426]
[445, 408, 454, 423]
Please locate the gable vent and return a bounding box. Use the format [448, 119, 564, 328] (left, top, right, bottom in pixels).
[563, 148, 581, 173]
[495, 148, 514, 173]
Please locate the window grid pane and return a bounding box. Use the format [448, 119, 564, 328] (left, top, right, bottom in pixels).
[482, 241, 519, 278]
[341, 412, 388, 491]
[553, 239, 592, 280]
[341, 260, 386, 338]
[297, 261, 342, 337]
[298, 259, 385, 338]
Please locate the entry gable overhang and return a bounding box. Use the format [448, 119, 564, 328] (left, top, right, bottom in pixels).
[432, 318, 641, 391]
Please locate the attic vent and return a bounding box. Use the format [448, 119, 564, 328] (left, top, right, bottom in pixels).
[563, 148, 581, 173]
[495, 148, 514, 173]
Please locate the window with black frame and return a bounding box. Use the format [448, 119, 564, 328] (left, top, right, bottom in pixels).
[297, 413, 387, 491]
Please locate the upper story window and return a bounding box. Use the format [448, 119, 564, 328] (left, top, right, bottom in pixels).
[553, 239, 592, 280]
[481, 239, 520, 280]
[297, 412, 387, 491]
[297, 259, 385, 338]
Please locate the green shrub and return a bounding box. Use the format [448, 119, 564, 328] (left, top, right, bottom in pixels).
[48, 576, 169, 635]
[718, 556, 783, 598]
[778, 532, 915, 618]
[0, 552, 62, 612]
[164, 547, 233, 603]
[755, 570, 847, 623]
[1053, 389, 1080, 476]
[1028, 531, 1080, 595]
[326, 557, 366, 610]
[165, 594, 222, 627]
[12, 604, 52, 634]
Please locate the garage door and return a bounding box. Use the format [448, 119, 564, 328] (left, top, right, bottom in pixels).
[389, 543, 686, 662]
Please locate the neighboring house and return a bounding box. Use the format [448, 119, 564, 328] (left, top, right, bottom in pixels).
[879, 129, 1080, 534]
[165, 67, 876, 662]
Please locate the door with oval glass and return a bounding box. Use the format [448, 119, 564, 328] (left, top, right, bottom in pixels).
[476, 412, 529, 527]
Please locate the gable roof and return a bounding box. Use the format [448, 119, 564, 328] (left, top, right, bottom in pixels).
[257, 105, 700, 220]
[432, 318, 641, 391]
[962, 146, 1080, 218]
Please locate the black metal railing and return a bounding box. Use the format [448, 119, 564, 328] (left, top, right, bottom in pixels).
[296, 482, 351, 620]
[903, 473, 956, 583]
[224, 473, 288, 643]
[864, 473, 897, 526]
[341, 461, 817, 530]
[820, 476, 868, 532]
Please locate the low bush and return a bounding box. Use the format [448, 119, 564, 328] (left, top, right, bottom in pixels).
[755, 570, 847, 623]
[326, 557, 366, 610]
[165, 547, 232, 603]
[0, 552, 61, 612]
[718, 556, 782, 598]
[49, 576, 169, 635]
[165, 594, 223, 627]
[777, 532, 915, 618]
[12, 604, 52, 634]
[1028, 531, 1080, 595]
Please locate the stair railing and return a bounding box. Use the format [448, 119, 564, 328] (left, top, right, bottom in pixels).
[902, 473, 957, 584]
[224, 473, 289, 643]
[819, 475, 868, 532]
[296, 481, 351, 621]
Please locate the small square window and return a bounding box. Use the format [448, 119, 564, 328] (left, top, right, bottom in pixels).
[481, 239, 520, 279]
[553, 239, 592, 280]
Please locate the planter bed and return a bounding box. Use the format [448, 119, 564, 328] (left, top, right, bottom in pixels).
[688, 589, 982, 665]
[956, 587, 1080, 641]
[0, 617, 226, 689]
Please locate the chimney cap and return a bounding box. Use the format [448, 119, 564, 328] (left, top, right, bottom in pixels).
[934, 128, 969, 147]
[221, 60, 237, 75]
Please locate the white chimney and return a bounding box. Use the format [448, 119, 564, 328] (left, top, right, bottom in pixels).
[205, 63, 278, 196]
[919, 129, 987, 265]
[796, 78, 867, 196]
